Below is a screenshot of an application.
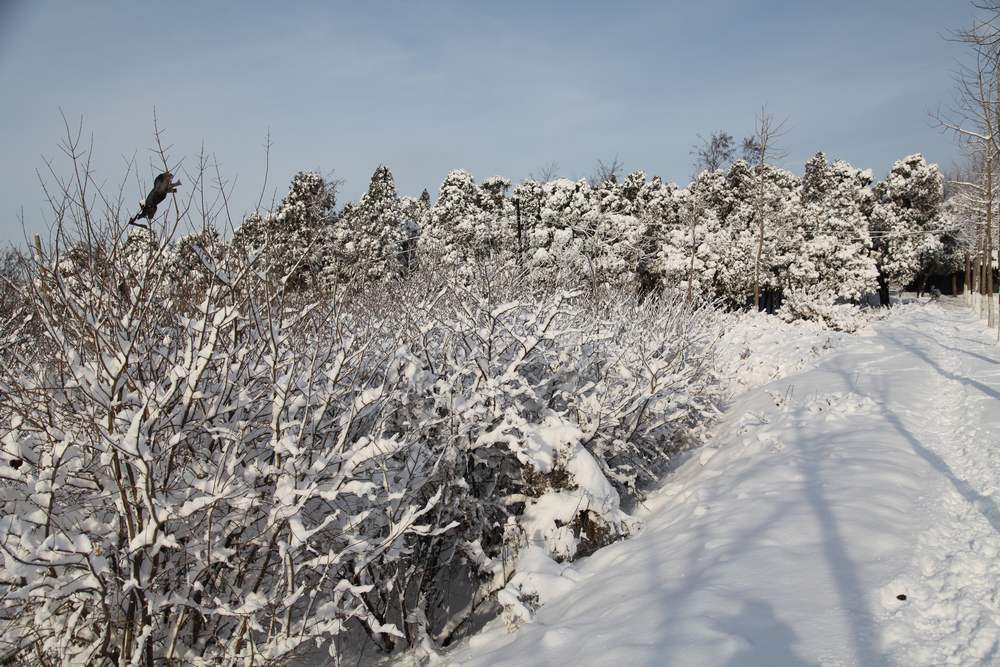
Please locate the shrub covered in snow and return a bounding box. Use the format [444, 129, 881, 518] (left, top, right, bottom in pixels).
[3, 239, 460, 663]
[2, 211, 725, 664]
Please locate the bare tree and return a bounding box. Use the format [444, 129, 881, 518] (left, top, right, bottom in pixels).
[530, 160, 560, 183]
[690, 131, 735, 175]
[940, 5, 1000, 327]
[588, 154, 624, 186]
[948, 145, 998, 315]
[945, 159, 985, 298]
[744, 107, 788, 311]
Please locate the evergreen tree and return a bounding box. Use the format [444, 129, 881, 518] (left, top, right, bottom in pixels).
[511, 179, 544, 260]
[528, 179, 595, 282]
[659, 182, 722, 300]
[478, 176, 514, 259]
[419, 169, 486, 269]
[232, 171, 336, 291]
[619, 170, 647, 215]
[709, 161, 798, 309]
[781, 158, 879, 323]
[399, 193, 430, 275]
[332, 165, 405, 282]
[801, 151, 830, 204]
[592, 176, 626, 215]
[634, 175, 681, 292]
[170, 227, 226, 297]
[869, 154, 944, 305]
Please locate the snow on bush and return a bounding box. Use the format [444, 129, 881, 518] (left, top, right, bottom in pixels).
[0, 217, 725, 664]
[337, 266, 725, 643]
[3, 243, 459, 664]
[777, 288, 873, 333]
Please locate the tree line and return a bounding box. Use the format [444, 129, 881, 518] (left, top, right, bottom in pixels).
[165, 146, 950, 331]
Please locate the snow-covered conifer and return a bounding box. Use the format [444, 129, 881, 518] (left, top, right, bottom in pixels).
[528, 179, 595, 283]
[231, 170, 336, 290]
[331, 164, 405, 282]
[478, 175, 515, 259]
[419, 169, 489, 270]
[869, 154, 944, 304]
[781, 156, 879, 325]
[399, 193, 429, 274]
[511, 179, 544, 259]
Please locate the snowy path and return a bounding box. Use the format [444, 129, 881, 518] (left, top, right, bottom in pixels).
[444, 300, 1000, 667]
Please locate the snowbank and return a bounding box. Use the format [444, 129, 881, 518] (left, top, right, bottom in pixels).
[715, 310, 849, 397]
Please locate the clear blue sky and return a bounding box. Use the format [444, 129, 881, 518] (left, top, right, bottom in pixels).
[0, 1, 975, 243]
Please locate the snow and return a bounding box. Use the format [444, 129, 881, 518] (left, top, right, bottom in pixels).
[437, 299, 1000, 667]
[715, 309, 851, 396]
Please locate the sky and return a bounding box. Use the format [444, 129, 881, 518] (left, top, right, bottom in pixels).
[0, 1, 978, 243]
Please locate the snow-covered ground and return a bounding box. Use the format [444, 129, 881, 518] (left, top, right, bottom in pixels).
[715, 309, 852, 397]
[439, 298, 1000, 667]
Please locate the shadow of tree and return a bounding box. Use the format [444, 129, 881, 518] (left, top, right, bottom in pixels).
[715, 598, 819, 667]
[791, 400, 886, 666]
[880, 330, 1000, 401]
[848, 335, 1000, 535]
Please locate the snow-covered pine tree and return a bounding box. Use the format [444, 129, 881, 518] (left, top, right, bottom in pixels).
[869, 154, 944, 305]
[399, 192, 430, 275]
[658, 182, 722, 300]
[712, 161, 799, 309]
[169, 226, 226, 300]
[781, 154, 879, 327]
[619, 170, 647, 215]
[419, 169, 488, 270]
[589, 173, 641, 290]
[941, 196, 974, 294]
[634, 175, 681, 293]
[331, 164, 405, 283]
[231, 170, 336, 291]
[478, 175, 515, 261]
[529, 179, 595, 284]
[592, 175, 626, 215]
[510, 179, 544, 260]
[707, 161, 753, 307]
[801, 151, 831, 204]
[585, 212, 645, 290]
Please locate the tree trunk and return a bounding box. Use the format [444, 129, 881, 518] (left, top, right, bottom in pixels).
[876, 267, 891, 308]
[952, 272, 958, 296]
[514, 199, 523, 258]
[687, 210, 696, 302]
[753, 160, 766, 312]
[753, 220, 764, 311]
[987, 162, 995, 326]
[976, 235, 986, 294]
[975, 236, 982, 295]
[965, 253, 972, 297]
